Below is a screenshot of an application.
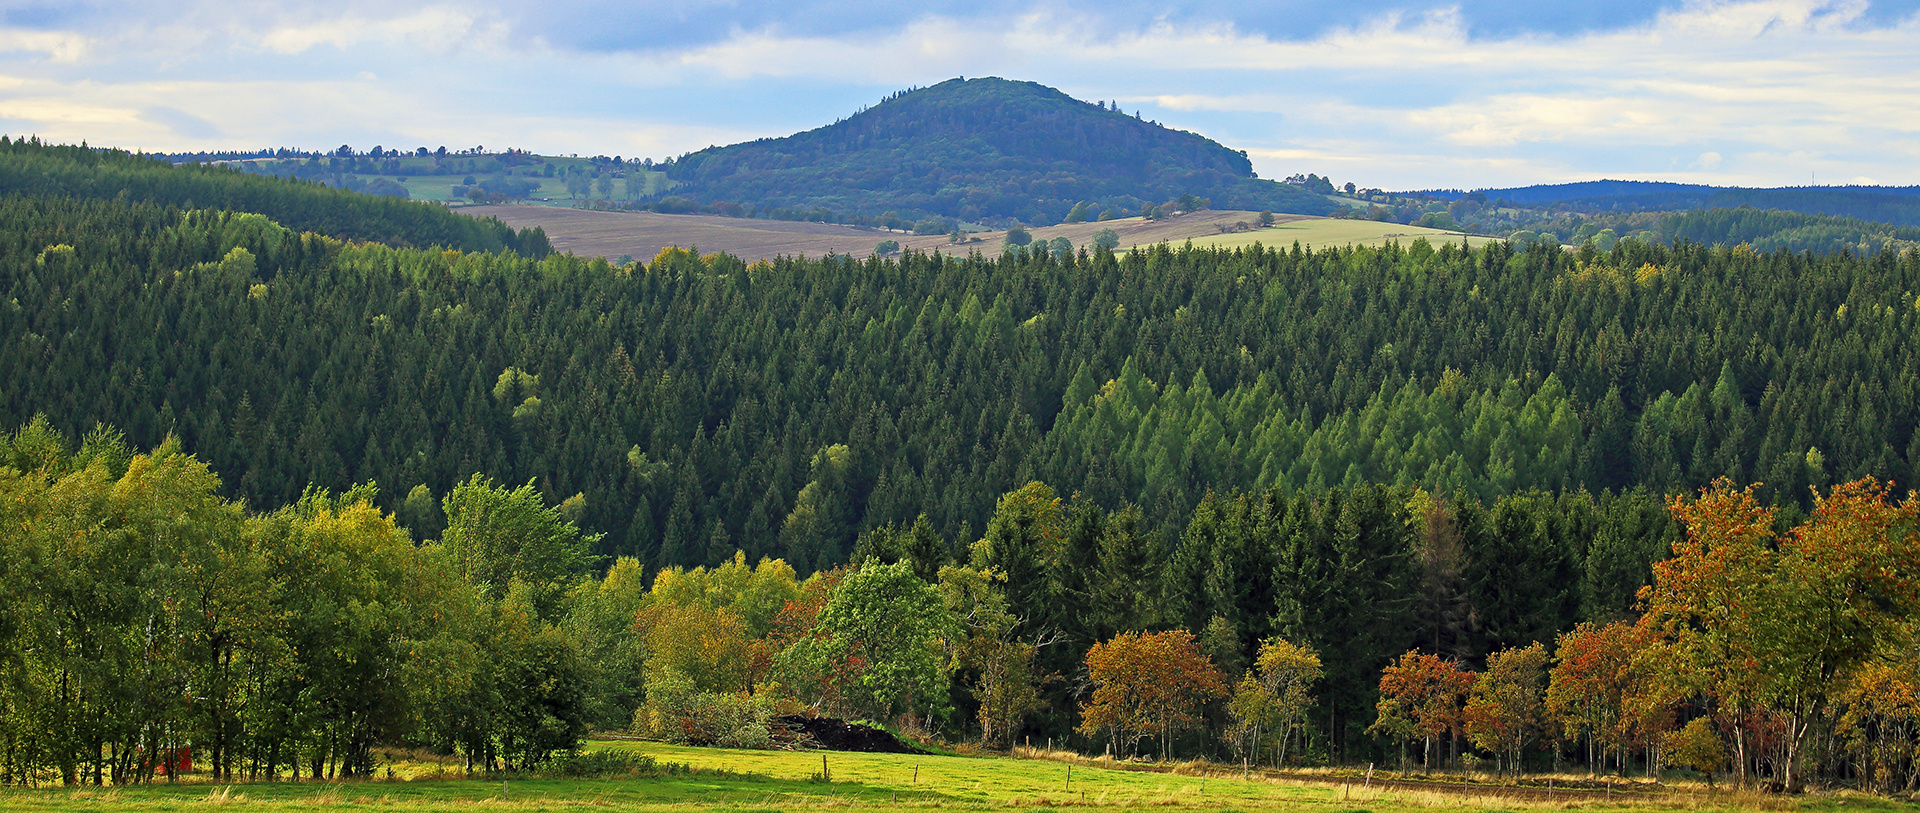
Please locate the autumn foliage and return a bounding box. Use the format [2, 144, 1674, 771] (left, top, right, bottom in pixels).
[1079, 629, 1227, 758]
[1545, 620, 1652, 772]
[1369, 651, 1475, 772]
[1366, 478, 1920, 789]
[1462, 642, 1550, 776]
[1636, 478, 1920, 790]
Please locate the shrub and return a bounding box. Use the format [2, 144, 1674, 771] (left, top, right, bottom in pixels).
[633, 670, 778, 748]
[543, 749, 664, 778]
[913, 217, 956, 235]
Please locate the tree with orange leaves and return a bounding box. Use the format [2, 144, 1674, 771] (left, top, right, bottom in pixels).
[1368, 650, 1475, 774]
[1760, 478, 1920, 791]
[1642, 478, 1920, 791]
[1835, 654, 1920, 793]
[1078, 629, 1226, 759]
[765, 567, 862, 716]
[1463, 642, 1550, 777]
[1637, 479, 1776, 787]
[1546, 620, 1647, 775]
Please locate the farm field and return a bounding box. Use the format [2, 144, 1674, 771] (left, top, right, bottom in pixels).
[1182, 219, 1505, 251]
[0, 741, 1875, 813]
[463, 206, 1490, 262]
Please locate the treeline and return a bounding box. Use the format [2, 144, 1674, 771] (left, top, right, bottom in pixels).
[1361, 480, 1920, 792]
[7, 419, 1914, 792]
[4, 193, 1920, 569]
[1645, 208, 1920, 255]
[0, 421, 605, 785]
[1430, 181, 1920, 231]
[0, 138, 548, 255]
[957, 478, 1682, 765]
[1501, 209, 1920, 256]
[1696, 188, 1920, 229]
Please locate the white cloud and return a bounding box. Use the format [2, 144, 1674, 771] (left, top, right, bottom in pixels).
[0, 27, 89, 62]
[595, 0, 1920, 186]
[0, 0, 1917, 188]
[257, 6, 489, 55]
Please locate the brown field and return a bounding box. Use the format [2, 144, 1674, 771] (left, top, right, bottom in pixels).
[462, 205, 1339, 262]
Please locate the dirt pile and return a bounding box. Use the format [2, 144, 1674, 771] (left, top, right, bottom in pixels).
[773, 714, 926, 754]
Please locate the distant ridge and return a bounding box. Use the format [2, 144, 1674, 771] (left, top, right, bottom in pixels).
[659, 77, 1336, 226]
[1416, 179, 1920, 227]
[1441, 180, 1720, 203]
[0, 137, 550, 254]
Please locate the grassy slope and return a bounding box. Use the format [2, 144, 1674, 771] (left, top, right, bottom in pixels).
[1180, 219, 1505, 251]
[0, 741, 1893, 813]
[464, 206, 1496, 262]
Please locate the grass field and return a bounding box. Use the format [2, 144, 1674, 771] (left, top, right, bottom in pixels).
[463, 207, 1316, 262]
[1178, 220, 1505, 252]
[461, 206, 1496, 263]
[0, 740, 1894, 813]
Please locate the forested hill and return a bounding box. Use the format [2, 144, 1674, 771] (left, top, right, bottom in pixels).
[1648, 208, 1920, 254]
[1502, 207, 1920, 256]
[0, 137, 551, 255]
[662, 77, 1337, 225]
[1427, 178, 1920, 227]
[5, 189, 1920, 577]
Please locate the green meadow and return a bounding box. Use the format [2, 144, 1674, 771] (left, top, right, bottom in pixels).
[0, 741, 1891, 813]
[1164, 219, 1504, 252]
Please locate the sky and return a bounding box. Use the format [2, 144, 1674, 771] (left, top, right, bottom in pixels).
[1, 0, 1917, 190]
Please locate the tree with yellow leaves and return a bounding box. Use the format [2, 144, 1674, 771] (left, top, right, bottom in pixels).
[1080, 629, 1226, 759]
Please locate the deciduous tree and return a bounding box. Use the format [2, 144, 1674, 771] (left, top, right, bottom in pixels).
[1369, 650, 1474, 773]
[1462, 642, 1549, 777]
[1079, 629, 1226, 759]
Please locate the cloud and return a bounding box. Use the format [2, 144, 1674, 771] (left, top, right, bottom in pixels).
[140, 105, 220, 139]
[667, 0, 1917, 186]
[256, 6, 489, 55]
[0, 26, 87, 61]
[0, 0, 1918, 189]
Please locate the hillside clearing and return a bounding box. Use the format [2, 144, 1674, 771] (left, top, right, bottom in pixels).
[464, 206, 1491, 261]
[1181, 219, 1505, 251]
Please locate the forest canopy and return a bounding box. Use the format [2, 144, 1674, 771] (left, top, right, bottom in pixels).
[5, 135, 1920, 791]
[4, 188, 1915, 568]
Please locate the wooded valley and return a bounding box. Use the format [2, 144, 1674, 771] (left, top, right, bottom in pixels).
[3, 136, 1920, 793]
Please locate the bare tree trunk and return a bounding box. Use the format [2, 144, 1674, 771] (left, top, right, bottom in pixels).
[1782, 713, 1808, 793]
[1734, 721, 1748, 789]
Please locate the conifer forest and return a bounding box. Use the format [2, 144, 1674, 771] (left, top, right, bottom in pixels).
[4, 137, 1920, 793]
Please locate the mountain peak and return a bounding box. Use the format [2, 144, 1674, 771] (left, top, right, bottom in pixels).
[663, 78, 1328, 225]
